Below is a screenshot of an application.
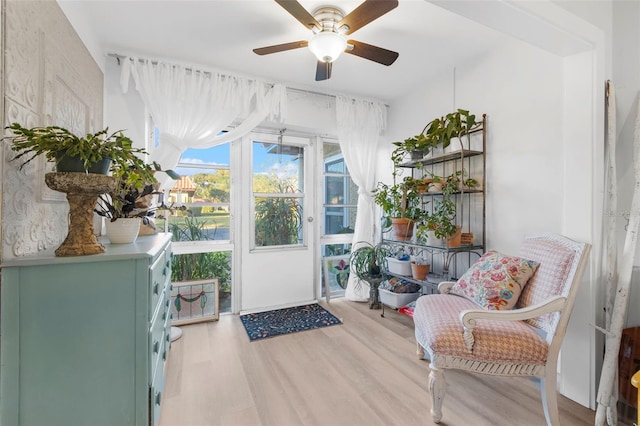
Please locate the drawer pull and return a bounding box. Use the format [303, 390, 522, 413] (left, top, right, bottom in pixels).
[155, 391, 162, 406]
[162, 350, 167, 361]
[153, 282, 159, 295]
[162, 312, 166, 321]
[165, 299, 170, 308]
[162, 267, 167, 277]
[166, 260, 170, 268]
[153, 341, 160, 353]
[166, 333, 170, 342]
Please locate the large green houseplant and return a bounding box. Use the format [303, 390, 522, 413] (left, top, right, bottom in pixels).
[422, 108, 481, 151]
[5, 123, 150, 173]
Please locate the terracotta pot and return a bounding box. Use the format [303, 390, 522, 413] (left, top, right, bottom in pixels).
[446, 226, 462, 248]
[411, 262, 430, 280]
[391, 218, 415, 241]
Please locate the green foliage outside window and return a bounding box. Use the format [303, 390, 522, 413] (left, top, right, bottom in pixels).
[255, 196, 302, 246]
[169, 216, 231, 293]
[254, 177, 303, 247]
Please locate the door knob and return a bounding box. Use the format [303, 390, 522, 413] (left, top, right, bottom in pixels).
[307, 217, 314, 222]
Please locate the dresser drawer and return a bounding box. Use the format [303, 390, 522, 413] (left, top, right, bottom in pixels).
[150, 362, 166, 426]
[150, 292, 170, 380]
[149, 249, 170, 317]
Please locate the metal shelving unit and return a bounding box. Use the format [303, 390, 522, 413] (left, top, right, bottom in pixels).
[382, 114, 487, 300]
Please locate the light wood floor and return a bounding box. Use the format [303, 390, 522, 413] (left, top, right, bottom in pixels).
[158, 298, 596, 426]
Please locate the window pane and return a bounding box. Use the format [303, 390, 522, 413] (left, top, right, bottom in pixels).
[325, 207, 357, 235]
[322, 142, 357, 236]
[177, 145, 230, 169]
[252, 140, 305, 247]
[253, 142, 303, 193]
[325, 176, 345, 205]
[254, 196, 303, 247]
[160, 144, 231, 241]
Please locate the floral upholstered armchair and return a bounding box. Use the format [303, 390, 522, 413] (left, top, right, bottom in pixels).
[413, 233, 591, 425]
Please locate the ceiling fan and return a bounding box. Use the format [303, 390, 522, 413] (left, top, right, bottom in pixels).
[253, 0, 399, 81]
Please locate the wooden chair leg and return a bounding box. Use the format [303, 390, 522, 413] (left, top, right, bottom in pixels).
[540, 374, 560, 426]
[428, 367, 446, 423]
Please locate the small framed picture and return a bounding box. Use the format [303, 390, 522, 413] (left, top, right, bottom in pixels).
[170, 278, 219, 325]
[323, 255, 350, 300]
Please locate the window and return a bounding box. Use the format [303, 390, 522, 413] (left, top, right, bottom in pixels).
[321, 141, 356, 298]
[160, 145, 231, 242]
[323, 143, 358, 235]
[252, 140, 305, 248]
[159, 143, 234, 314]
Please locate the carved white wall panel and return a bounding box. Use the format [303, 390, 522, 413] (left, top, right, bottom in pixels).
[2, 1, 103, 259]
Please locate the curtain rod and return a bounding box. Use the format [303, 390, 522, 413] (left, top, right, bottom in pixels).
[108, 53, 389, 106]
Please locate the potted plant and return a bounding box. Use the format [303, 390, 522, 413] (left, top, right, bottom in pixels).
[422, 109, 481, 151]
[410, 257, 431, 280]
[94, 162, 180, 243]
[391, 133, 437, 165]
[416, 172, 461, 247]
[5, 123, 149, 173]
[373, 176, 426, 241]
[349, 241, 390, 309]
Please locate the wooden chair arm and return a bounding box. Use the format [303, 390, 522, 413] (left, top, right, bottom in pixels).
[460, 296, 566, 353]
[438, 281, 456, 294]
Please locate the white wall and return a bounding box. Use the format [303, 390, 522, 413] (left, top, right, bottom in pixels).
[388, 38, 564, 252]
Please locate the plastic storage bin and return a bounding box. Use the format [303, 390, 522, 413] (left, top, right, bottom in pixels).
[378, 288, 420, 309]
[387, 257, 412, 276]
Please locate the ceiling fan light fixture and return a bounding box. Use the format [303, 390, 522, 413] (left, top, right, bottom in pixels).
[308, 31, 347, 63]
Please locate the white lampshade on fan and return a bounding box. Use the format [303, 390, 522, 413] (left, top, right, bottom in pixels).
[308, 31, 347, 63]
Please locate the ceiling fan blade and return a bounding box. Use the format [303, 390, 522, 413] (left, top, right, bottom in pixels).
[337, 0, 399, 35]
[315, 61, 332, 81]
[275, 0, 321, 31]
[253, 40, 309, 55]
[345, 39, 398, 66]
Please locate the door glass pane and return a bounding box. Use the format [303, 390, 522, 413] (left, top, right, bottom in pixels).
[253, 141, 305, 247]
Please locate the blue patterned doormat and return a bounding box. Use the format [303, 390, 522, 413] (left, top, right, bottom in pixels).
[240, 303, 342, 341]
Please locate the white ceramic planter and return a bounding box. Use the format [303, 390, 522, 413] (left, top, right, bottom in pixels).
[105, 218, 141, 244]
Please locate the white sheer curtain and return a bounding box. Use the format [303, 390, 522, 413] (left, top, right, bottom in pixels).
[120, 56, 286, 187]
[336, 95, 387, 302]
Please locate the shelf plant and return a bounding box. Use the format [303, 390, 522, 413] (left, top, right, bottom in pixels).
[422, 108, 481, 151]
[373, 176, 426, 240]
[391, 133, 437, 165]
[417, 172, 462, 245]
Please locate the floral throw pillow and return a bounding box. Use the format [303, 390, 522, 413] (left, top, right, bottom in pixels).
[450, 250, 540, 310]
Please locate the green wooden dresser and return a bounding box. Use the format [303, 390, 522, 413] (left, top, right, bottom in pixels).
[0, 233, 173, 426]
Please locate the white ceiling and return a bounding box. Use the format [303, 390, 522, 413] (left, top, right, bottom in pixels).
[58, 0, 508, 101]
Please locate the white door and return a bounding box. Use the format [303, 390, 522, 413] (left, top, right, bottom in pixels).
[240, 132, 316, 313]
